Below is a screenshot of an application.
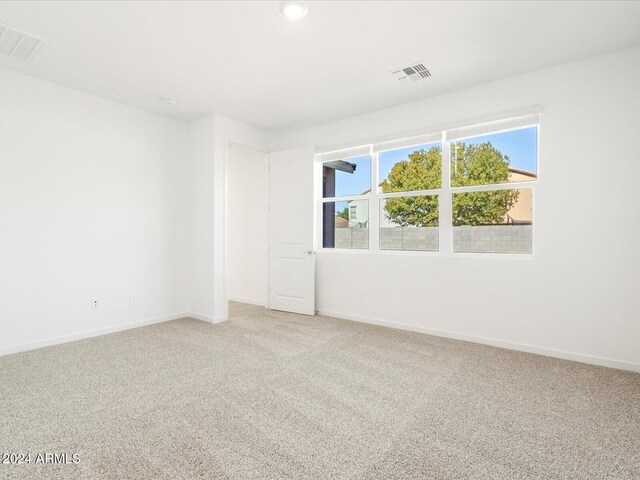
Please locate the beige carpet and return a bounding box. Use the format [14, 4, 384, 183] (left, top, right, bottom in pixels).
[228, 300, 265, 319]
[1, 310, 639, 479]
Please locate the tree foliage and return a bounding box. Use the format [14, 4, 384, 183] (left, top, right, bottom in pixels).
[336, 207, 349, 220]
[381, 143, 519, 226]
[381, 147, 441, 227]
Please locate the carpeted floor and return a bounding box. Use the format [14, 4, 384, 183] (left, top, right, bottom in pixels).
[1, 310, 639, 479]
[229, 300, 265, 319]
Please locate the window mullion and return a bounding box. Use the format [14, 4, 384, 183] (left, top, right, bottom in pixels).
[378, 188, 442, 199]
[370, 151, 380, 252]
[450, 181, 537, 194]
[439, 130, 453, 254]
[322, 195, 369, 203]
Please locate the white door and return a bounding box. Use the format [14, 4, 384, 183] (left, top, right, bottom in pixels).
[269, 147, 315, 315]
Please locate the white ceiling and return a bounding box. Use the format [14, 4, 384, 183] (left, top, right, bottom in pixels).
[1, 1, 639, 133]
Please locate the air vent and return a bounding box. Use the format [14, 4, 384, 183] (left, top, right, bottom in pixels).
[0, 22, 46, 62]
[390, 63, 431, 84]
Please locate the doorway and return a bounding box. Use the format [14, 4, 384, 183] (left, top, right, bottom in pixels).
[226, 143, 269, 319]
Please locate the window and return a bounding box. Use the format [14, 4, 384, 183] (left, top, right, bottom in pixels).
[318, 114, 538, 255]
[448, 123, 537, 254]
[377, 139, 442, 251]
[321, 154, 371, 249]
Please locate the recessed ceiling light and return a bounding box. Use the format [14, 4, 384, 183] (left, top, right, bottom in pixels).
[280, 1, 307, 20]
[161, 97, 177, 105]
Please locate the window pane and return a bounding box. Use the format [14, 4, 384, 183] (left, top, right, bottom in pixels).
[322, 155, 371, 198]
[379, 142, 442, 193]
[452, 188, 532, 254]
[450, 127, 537, 187]
[380, 195, 439, 251]
[322, 200, 369, 249]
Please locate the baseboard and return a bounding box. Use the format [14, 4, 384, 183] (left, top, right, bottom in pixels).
[0, 312, 189, 358]
[187, 312, 213, 323]
[6, 308, 635, 373]
[317, 310, 640, 373]
[228, 295, 266, 307]
[187, 311, 227, 324]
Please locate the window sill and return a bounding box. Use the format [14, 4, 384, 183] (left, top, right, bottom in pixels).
[317, 248, 535, 260]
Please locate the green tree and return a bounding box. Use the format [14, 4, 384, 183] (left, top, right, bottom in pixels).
[336, 207, 349, 220]
[381, 143, 519, 226]
[381, 146, 441, 227]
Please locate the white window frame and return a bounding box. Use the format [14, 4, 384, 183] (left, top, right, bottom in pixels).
[316, 114, 539, 258]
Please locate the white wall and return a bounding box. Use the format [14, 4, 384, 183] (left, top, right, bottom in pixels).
[188, 114, 273, 323]
[186, 115, 216, 322]
[272, 46, 640, 371]
[227, 144, 269, 306]
[0, 67, 190, 354]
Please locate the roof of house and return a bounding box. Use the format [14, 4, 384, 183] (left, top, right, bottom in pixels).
[508, 167, 537, 178]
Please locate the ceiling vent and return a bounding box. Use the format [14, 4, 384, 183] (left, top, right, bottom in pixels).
[0, 22, 46, 62]
[390, 63, 431, 84]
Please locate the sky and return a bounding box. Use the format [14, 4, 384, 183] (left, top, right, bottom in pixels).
[331, 126, 538, 200]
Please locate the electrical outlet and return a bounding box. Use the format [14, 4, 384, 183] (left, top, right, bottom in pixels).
[128, 294, 138, 306]
[357, 290, 365, 302]
[91, 298, 99, 309]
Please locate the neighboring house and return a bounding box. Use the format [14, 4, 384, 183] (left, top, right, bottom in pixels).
[345, 200, 369, 227]
[505, 168, 535, 224]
